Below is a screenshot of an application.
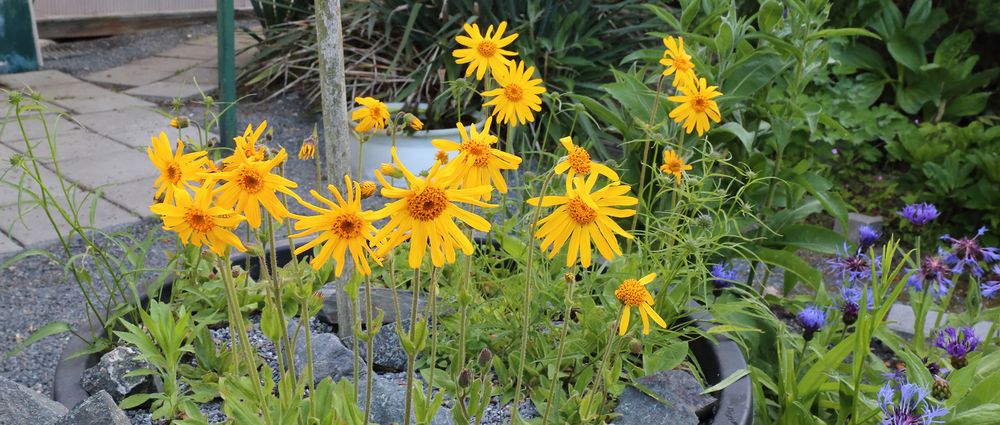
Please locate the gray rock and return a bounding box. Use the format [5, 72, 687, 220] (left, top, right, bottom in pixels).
[833, 212, 884, 244]
[54, 390, 130, 425]
[319, 285, 438, 325]
[613, 370, 717, 425]
[81, 346, 155, 403]
[294, 332, 363, 383]
[354, 374, 451, 425]
[0, 376, 68, 425]
[342, 320, 410, 371]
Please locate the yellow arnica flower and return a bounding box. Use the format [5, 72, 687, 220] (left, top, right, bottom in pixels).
[553, 136, 619, 182]
[298, 137, 317, 160]
[408, 115, 424, 131]
[435, 150, 450, 165]
[453, 21, 518, 81]
[291, 175, 380, 276]
[150, 182, 246, 256]
[432, 117, 522, 201]
[352, 97, 389, 133]
[224, 121, 269, 171]
[371, 147, 495, 268]
[615, 273, 667, 336]
[359, 181, 377, 199]
[148, 132, 208, 204]
[380, 163, 403, 179]
[483, 60, 545, 126]
[668, 77, 722, 136]
[660, 36, 697, 89]
[216, 148, 300, 228]
[526, 174, 637, 267]
[660, 149, 691, 185]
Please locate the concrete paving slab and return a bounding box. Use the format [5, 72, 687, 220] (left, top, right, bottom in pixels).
[0, 233, 21, 258]
[54, 149, 157, 189]
[125, 81, 218, 100]
[0, 113, 84, 143]
[0, 161, 73, 209]
[0, 70, 81, 90]
[9, 132, 134, 165]
[0, 193, 137, 246]
[83, 57, 203, 88]
[157, 44, 219, 61]
[97, 176, 158, 217]
[188, 36, 218, 46]
[886, 302, 993, 338]
[38, 82, 155, 114]
[163, 67, 219, 86]
[72, 108, 168, 148]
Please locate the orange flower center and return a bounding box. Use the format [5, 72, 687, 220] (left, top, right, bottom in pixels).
[236, 167, 265, 194]
[369, 105, 387, 122]
[690, 95, 709, 113]
[673, 56, 693, 71]
[463, 140, 491, 167]
[503, 84, 523, 102]
[615, 279, 648, 306]
[185, 207, 215, 233]
[406, 186, 449, 221]
[331, 213, 364, 239]
[662, 158, 683, 174]
[567, 147, 592, 175]
[567, 196, 597, 225]
[165, 162, 182, 184]
[477, 41, 497, 57]
[435, 150, 450, 165]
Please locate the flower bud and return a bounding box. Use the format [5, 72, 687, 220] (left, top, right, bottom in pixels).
[563, 273, 575, 284]
[379, 163, 403, 178]
[8, 90, 23, 105]
[170, 116, 190, 129]
[404, 113, 424, 131]
[360, 181, 377, 199]
[478, 347, 493, 368]
[298, 136, 317, 160]
[435, 150, 449, 165]
[932, 375, 951, 400]
[458, 368, 472, 388]
[629, 338, 643, 355]
[8, 153, 24, 168]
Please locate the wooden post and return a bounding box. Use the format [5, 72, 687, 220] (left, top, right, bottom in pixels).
[315, 0, 355, 337]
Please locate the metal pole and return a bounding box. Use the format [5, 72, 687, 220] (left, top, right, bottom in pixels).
[217, 0, 237, 148]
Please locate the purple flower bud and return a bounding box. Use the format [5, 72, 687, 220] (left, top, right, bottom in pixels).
[710, 262, 740, 290]
[858, 225, 880, 251]
[797, 305, 826, 341]
[897, 203, 940, 226]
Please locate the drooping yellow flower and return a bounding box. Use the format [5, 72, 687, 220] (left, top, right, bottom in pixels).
[453, 21, 518, 81]
[147, 132, 208, 204]
[552, 136, 619, 182]
[298, 137, 317, 160]
[291, 175, 380, 276]
[408, 115, 424, 131]
[659, 36, 697, 89]
[216, 148, 300, 228]
[659, 149, 691, 185]
[526, 174, 637, 267]
[614, 273, 666, 336]
[482, 60, 545, 126]
[371, 147, 495, 268]
[359, 181, 377, 199]
[170, 116, 189, 129]
[150, 182, 246, 256]
[432, 117, 521, 201]
[668, 77, 722, 136]
[224, 121, 269, 170]
[351, 97, 389, 133]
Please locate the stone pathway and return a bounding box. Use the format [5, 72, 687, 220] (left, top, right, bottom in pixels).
[0, 34, 255, 257]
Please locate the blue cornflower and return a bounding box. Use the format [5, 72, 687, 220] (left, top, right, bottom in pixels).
[838, 285, 874, 326]
[906, 249, 953, 298]
[797, 305, 826, 341]
[897, 203, 940, 226]
[710, 262, 740, 290]
[940, 226, 1000, 278]
[877, 381, 947, 425]
[828, 243, 880, 284]
[981, 265, 1000, 299]
[859, 225, 881, 251]
[933, 326, 979, 369]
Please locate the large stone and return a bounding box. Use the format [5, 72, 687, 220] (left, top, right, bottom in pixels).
[354, 374, 452, 425]
[54, 390, 130, 425]
[342, 320, 410, 371]
[81, 346, 155, 403]
[613, 370, 717, 425]
[0, 376, 68, 425]
[294, 332, 363, 383]
[318, 285, 436, 325]
[833, 212, 884, 244]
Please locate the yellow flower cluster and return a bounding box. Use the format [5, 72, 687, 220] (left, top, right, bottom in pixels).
[662, 36, 723, 137]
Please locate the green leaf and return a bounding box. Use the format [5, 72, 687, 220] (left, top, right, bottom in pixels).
[3, 321, 72, 359]
[945, 92, 990, 118]
[643, 341, 687, 375]
[797, 333, 857, 399]
[806, 28, 881, 41]
[120, 393, 158, 409]
[642, 4, 682, 32]
[721, 52, 783, 98]
[887, 35, 925, 71]
[904, 0, 931, 28]
[774, 224, 847, 255]
[946, 404, 1000, 425]
[793, 172, 849, 230]
[713, 122, 755, 153]
[701, 369, 749, 394]
[751, 247, 822, 291]
[757, 0, 783, 33]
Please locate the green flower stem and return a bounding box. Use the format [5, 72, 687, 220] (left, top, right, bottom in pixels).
[403, 265, 423, 425]
[363, 273, 375, 425]
[265, 216, 296, 381]
[427, 267, 440, 395]
[588, 306, 623, 405]
[217, 254, 273, 425]
[541, 277, 575, 425]
[628, 75, 665, 252]
[457, 227, 474, 376]
[512, 171, 555, 419]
